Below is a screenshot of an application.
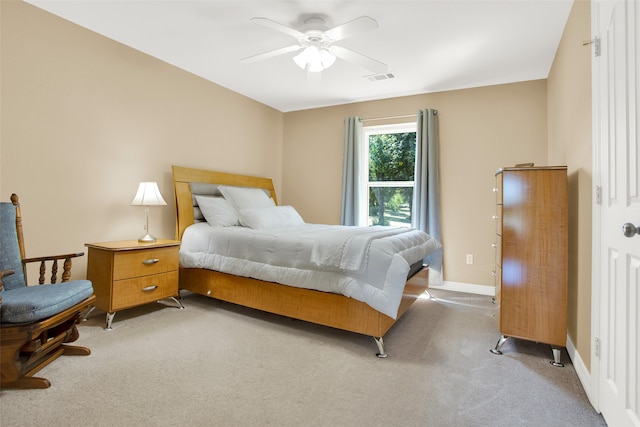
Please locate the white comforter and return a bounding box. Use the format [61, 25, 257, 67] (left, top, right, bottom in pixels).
[180, 223, 441, 318]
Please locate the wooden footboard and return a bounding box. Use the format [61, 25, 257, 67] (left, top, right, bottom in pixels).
[179, 266, 428, 339]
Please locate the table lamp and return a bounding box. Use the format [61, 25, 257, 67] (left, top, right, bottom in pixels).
[131, 181, 167, 243]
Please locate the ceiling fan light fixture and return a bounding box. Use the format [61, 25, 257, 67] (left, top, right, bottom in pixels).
[319, 48, 336, 68]
[308, 60, 324, 73]
[293, 46, 336, 72]
[293, 46, 313, 69]
[246, 16, 387, 75]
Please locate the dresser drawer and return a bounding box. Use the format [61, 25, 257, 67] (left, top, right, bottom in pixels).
[112, 271, 179, 310]
[495, 205, 503, 235]
[113, 246, 178, 280]
[494, 265, 502, 326]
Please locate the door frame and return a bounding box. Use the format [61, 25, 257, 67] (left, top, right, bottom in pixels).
[589, 0, 601, 410]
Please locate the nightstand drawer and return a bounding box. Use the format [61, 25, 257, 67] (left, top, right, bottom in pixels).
[113, 246, 178, 280]
[112, 271, 179, 310]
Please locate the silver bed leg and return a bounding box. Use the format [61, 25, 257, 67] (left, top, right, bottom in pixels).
[490, 335, 509, 355]
[550, 347, 565, 367]
[374, 337, 388, 358]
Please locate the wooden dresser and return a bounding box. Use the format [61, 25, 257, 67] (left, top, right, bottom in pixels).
[85, 239, 183, 329]
[490, 166, 568, 366]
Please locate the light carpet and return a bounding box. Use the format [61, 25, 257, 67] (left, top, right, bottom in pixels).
[0, 289, 606, 426]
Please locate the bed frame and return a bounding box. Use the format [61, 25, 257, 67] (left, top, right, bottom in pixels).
[172, 165, 429, 357]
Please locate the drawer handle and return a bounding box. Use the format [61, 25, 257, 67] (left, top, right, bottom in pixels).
[142, 258, 160, 265]
[142, 285, 158, 292]
[492, 243, 498, 248]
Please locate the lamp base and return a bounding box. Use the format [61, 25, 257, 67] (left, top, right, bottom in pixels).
[138, 234, 157, 243]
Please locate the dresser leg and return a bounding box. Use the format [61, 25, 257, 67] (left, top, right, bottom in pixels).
[550, 347, 565, 367]
[490, 335, 509, 355]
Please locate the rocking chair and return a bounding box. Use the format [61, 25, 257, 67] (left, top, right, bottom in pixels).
[0, 194, 95, 389]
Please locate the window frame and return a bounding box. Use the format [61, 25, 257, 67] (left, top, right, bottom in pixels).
[361, 122, 417, 227]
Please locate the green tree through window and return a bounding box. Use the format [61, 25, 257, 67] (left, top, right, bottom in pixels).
[366, 128, 416, 226]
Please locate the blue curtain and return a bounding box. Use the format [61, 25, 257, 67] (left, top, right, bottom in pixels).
[340, 117, 363, 226]
[413, 109, 443, 279]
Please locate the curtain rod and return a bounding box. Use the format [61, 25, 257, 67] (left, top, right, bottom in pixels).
[362, 114, 416, 122]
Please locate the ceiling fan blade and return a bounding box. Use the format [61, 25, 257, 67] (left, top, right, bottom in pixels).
[251, 17, 304, 39]
[241, 45, 302, 63]
[325, 16, 378, 42]
[330, 45, 388, 74]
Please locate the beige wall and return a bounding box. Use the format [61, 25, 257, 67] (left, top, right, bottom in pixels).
[547, 0, 592, 370]
[283, 81, 548, 287]
[0, 0, 284, 279]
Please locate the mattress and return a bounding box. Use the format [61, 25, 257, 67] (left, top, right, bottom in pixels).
[180, 223, 441, 318]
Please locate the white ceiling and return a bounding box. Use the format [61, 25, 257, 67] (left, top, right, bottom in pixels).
[25, 0, 574, 113]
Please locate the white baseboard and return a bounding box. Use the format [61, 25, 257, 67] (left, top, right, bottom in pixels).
[429, 280, 495, 296]
[566, 335, 597, 410]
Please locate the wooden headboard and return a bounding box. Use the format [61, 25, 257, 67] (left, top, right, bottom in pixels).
[171, 165, 278, 240]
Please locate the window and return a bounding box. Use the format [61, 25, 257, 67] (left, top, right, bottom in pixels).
[361, 123, 417, 227]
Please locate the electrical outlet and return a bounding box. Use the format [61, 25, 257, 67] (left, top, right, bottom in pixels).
[466, 254, 474, 264]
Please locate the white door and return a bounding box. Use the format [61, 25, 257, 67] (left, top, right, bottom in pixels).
[593, 0, 640, 426]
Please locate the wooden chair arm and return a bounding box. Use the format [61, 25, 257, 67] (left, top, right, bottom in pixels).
[0, 269, 15, 287]
[0, 269, 15, 279]
[0, 270, 15, 299]
[21, 253, 84, 285]
[21, 252, 84, 264]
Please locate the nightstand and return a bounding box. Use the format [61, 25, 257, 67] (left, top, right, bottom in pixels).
[85, 239, 183, 329]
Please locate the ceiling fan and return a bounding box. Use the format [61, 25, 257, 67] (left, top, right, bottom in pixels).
[241, 15, 388, 74]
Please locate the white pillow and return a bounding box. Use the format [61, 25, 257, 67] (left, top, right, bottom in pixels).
[194, 195, 239, 227]
[218, 185, 275, 212]
[239, 206, 305, 230]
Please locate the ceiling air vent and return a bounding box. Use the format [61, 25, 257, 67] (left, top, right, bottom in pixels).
[367, 72, 397, 82]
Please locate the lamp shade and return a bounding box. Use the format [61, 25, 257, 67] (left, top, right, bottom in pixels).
[131, 182, 167, 206]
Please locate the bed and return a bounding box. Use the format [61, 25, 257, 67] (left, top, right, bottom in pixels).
[172, 165, 439, 357]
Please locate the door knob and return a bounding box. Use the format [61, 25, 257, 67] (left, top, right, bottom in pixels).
[623, 223, 640, 237]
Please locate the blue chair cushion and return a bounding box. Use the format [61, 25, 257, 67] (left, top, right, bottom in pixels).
[1, 280, 93, 324]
